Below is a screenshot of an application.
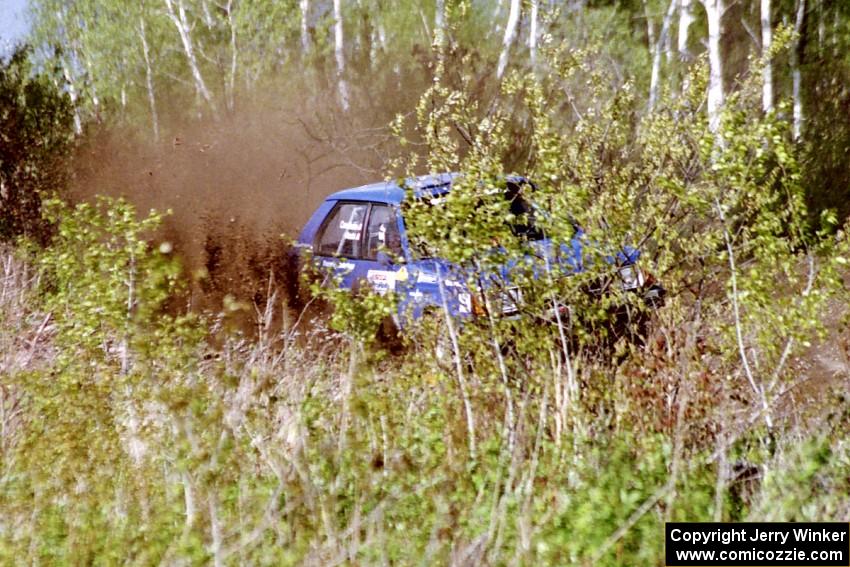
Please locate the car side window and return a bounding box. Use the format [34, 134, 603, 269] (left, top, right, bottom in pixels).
[316, 202, 368, 257]
[365, 204, 403, 261]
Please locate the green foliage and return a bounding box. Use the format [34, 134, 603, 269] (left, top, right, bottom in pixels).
[0, 172, 847, 563]
[306, 266, 397, 345]
[0, 45, 74, 242]
[747, 400, 850, 522]
[20, 0, 850, 224]
[38, 197, 183, 365]
[2, 2, 850, 564]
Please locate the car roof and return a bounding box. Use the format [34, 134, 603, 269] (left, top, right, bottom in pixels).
[325, 172, 459, 204]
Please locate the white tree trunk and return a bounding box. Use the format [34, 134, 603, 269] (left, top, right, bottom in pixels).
[645, 2, 657, 92]
[200, 0, 215, 29]
[226, 0, 238, 112]
[704, 0, 725, 134]
[53, 8, 82, 134]
[761, 0, 773, 112]
[678, 0, 696, 60]
[492, 0, 506, 33]
[299, 0, 310, 53]
[647, 0, 678, 111]
[377, 20, 387, 51]
[164, 0, 215, 111]
[60, 58, 83, 135]
[138, 18, 160, 143]
[80, 50, 100, 118]
[496, 0, 521, 79]
[434, 0, 446, 47]
[792, 0, 806, 140]
[529, 0, 539, 67]
[333, 0, 350, 110]
[833, 6, 838, 56]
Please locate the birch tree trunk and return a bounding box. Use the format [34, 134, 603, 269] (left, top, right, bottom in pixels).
[60, 57, 83, 135]
[704, 0, 725, 134]
[645, 4, 657, 86]
[833, 6, 838, 57]
[792, 0, 806, 140]
[163, 0, 215, 113]
[496, 0, 521, 80]
[138, 18, 160, 143]
[435, 0, 446, 47]
[761, 0, 773, 112]
[663, 17, 674, 62]
[226, 0, 237, 113]
[678, 0, 695, 60]
[646, 0, 678, 111]
[299, 0, 310, 54]
[200, 0, 215, 29]
[53, 7, 82, 134]
[529, 0, 539, 67]
[80, 50, 100, 120]
[492, 0, 506, 34]
[333, 0, 350, 111]
[678, 0, 696, 95]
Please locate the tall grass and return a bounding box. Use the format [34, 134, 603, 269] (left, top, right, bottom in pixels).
[2, 40, 850, 565]
[0, 201, 847, 566]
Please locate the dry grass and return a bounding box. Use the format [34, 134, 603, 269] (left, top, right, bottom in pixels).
[0, 243, 848, 565]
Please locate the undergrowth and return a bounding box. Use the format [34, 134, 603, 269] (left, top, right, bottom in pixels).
[1, 42, 849, 566]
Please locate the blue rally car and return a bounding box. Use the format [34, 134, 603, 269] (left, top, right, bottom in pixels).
[294, 173, 664, 329]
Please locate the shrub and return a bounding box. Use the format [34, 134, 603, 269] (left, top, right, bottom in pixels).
[0, 46, 74, 243]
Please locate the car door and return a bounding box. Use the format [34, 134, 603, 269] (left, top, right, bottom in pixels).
[313, 201, 369, 288]
[359, 202, 410, 297]
[312, 201, 409, 295]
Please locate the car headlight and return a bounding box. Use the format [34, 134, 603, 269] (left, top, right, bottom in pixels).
[618, 265, 645, 291]
[499, 286, 522, 315]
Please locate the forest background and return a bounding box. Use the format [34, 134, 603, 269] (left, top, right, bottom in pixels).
[1, 0, 850, 564]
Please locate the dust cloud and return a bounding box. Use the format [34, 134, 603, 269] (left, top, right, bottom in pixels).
[69, 98, 393, 316]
